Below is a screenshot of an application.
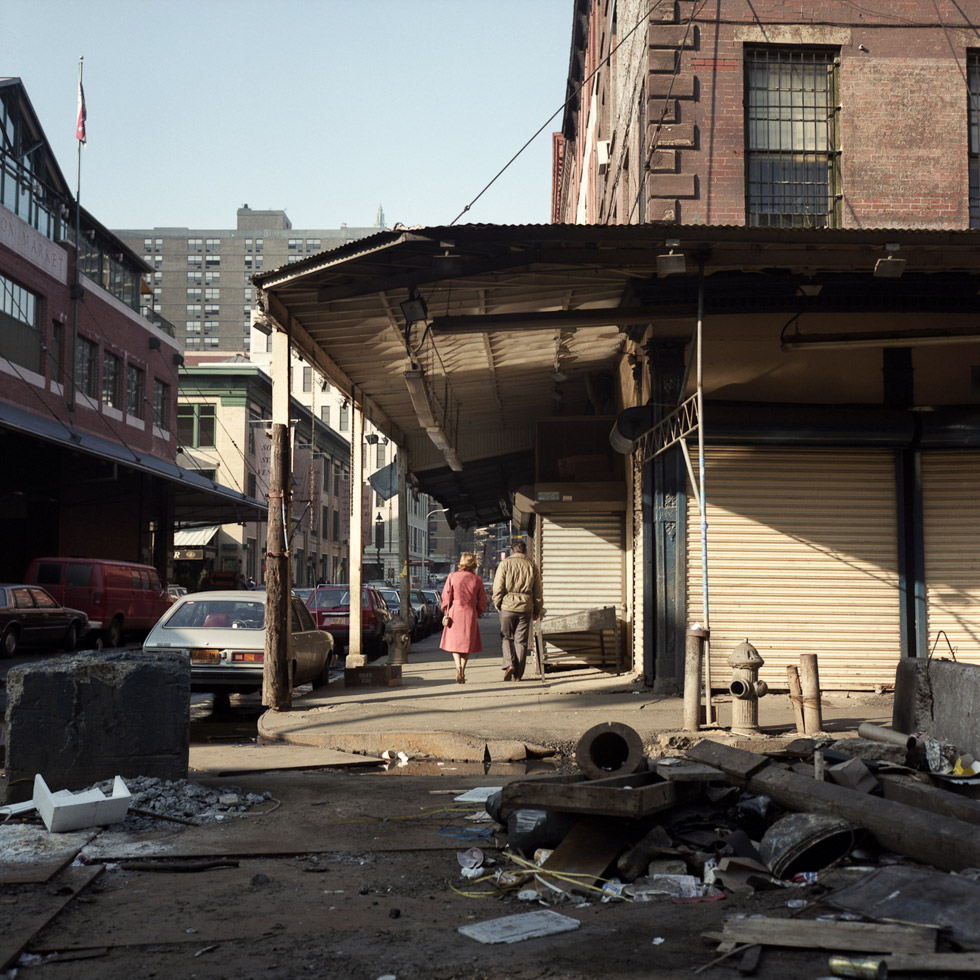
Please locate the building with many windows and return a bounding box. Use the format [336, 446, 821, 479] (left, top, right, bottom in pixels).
[115, 208, 386, 356]
[0, 78, 262, 583]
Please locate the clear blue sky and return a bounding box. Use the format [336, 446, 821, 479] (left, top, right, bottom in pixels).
[6, 0, 572, 231]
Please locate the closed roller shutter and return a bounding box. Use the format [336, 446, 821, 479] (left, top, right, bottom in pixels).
[922, 451, 980, 665]
[540, 512, 625, 669]
[686, 447, 901, 691]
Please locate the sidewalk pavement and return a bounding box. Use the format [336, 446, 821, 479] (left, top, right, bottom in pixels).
[258, 615, 894, 762]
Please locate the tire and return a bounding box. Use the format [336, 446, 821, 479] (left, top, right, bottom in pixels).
[64, 621, 79, 652]
[1, 627, 17, 658]
[105, 617, 123, 648]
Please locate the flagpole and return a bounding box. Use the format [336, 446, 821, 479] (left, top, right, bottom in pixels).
[69, 55, 84, 415]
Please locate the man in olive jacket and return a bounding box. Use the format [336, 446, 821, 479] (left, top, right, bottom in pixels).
[492, 540, 543, 681]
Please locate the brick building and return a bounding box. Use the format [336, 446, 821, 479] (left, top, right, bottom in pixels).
[0, 78, 262, 583]
[547, 1, 980, 692]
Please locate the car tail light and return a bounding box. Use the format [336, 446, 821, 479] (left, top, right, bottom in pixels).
[231, 651, 264, 663]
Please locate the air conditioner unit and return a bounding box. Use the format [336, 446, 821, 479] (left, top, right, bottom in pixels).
[597, 140, 611, 175]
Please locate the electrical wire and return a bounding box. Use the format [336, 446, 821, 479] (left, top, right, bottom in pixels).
[448, 0, 673, 227]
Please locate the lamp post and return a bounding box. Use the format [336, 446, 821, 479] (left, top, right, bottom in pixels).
[424, 507, 447, 586]
[374, 512, 384, 582]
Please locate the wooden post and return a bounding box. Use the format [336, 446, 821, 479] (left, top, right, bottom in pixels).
[786, 665, 805, 734]
[347, 400, 365, 666]
[263, 423, 291, 710]
[799, 653, 823, 735]
[684, 628, 706, 731]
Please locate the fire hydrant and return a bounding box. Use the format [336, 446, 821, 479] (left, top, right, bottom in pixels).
[728, 639, 767, 734]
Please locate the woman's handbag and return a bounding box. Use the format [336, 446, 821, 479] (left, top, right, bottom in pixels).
[442, 575, 454, 627]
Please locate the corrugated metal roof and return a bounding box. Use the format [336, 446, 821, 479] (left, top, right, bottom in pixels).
[256, 223, 980, 525]
[174, 525, 220, 547]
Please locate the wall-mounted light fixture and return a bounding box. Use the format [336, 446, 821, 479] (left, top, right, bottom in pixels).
[400, 289, 428, 325]
[657, 239, 686, 277]
[874, 243, 905, 279]
[795, 282, 823, 297]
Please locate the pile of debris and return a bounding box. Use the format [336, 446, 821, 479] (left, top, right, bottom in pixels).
[456, 720, 980, 972]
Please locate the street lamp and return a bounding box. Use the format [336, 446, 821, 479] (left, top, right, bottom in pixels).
[424, 507, 447, 586]
[374, 512, 384, 582]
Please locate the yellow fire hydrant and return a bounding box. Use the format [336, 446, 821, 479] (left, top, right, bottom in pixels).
[728, 639, 767, 734]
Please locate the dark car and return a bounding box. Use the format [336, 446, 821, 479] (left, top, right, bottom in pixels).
[0, 584, 89, 657]
[420, 589, 442, 629]
[409, 589, 433, 638]
[306, 585, 391, 657]
[376, 588, 418, 639]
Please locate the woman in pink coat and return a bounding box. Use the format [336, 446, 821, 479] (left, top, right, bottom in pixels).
[440, 552, 487, 684]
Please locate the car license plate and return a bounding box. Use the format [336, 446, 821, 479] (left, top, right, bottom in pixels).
[191, 649, 221, 665]
[328, 615, 348, 625]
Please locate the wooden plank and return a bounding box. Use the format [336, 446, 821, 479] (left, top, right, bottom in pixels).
[686, 740, 771, 781]
[536, 818, 628, 899]
[539, 606, 616, 635]
[501, 770, 696, 819]
[0, 865, 103, 971]
[878, 774, 980, 826]
[0, 828, 100, 885]
[885, 953, 980, 973]
[704, 915, 936, 955]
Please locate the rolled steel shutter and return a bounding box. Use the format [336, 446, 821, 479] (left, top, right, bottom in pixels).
[922, 451, 980, 665]
[540, 512, 625, 668]
[686, 447, 901, 691]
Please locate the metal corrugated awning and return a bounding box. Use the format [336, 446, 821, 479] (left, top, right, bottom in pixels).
[253, 223, 980, 526]
[0, 400, 266, 526]
[173, 525, 220, 548]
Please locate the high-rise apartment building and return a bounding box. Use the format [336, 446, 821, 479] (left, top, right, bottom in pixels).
[115, 207, 385, 355]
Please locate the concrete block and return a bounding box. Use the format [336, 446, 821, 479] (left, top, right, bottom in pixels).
[344, 665, 403, 688]
[894, 658, 980, 759]
[5, 650, 190, 803]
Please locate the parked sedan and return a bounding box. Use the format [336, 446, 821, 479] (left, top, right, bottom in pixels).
[0, 584, 89, 657]
[409, 589, 433, 638]
[306, 585, 391, 657]
[142, 590, 334, 694]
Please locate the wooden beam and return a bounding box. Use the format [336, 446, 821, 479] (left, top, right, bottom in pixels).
[704, 915, 936, 955]
[687, 741, 980, 872]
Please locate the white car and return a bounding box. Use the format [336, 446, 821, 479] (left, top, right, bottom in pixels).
[143, 590, 334, 694]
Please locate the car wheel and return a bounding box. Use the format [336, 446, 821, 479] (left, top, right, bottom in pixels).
[1, 627, 17, 658]
[314, 658, 332, 688]
[105, 617, 123, 648]
[64, 621, 79, 652]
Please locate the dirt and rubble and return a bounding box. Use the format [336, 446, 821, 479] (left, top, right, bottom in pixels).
[4, 713, 980, 980]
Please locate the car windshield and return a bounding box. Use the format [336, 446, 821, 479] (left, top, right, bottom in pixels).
[165, 599, 265, 630]
[310, 587, 352, 609]
[378, 590, 399, 605]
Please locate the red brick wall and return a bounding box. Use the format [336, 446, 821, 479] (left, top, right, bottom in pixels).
[584, 0, 980, 228]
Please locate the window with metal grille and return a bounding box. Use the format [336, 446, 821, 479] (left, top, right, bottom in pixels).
[969, 53, 980, 228]
[745, 48, 840, 228]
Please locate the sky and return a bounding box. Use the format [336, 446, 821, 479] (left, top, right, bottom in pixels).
[5, 0, 573, 232]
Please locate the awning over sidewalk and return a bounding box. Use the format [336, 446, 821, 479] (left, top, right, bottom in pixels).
[173, 525, 221, 548]
[0, 399, 266, 526]
[254, 223, 980, 525]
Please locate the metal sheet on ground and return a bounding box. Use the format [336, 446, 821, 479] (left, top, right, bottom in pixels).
[189, 743, 381, 775]
[0, 826, 100, 884]
[0, 865, 102, 970]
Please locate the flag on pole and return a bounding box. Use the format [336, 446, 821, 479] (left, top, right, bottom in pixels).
[76, 76, 86, 144]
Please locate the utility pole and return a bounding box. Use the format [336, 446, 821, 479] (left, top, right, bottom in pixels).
[263, 422, 291, 709]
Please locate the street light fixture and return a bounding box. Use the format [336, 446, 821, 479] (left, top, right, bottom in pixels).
[424, 507, 448, 586]
[374, 512, 384, 581]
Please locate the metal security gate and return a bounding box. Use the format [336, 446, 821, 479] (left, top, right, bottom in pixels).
[922, 451, 980, 665]
[686, 447, 902, 690]
[539, 512, 626, 669]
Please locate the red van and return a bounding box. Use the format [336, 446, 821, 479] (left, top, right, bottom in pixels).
[24, 557, 172, 647]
